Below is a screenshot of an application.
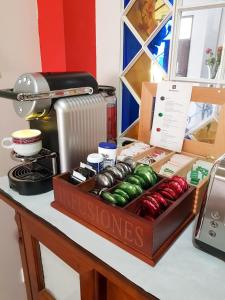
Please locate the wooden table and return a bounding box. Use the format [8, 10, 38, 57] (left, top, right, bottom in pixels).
[0, 176, 224, 300]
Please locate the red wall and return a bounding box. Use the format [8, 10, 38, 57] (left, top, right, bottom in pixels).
[37, 0, 66, 72]
[37, 0, 96, 76]
[63, 0, 96, 76]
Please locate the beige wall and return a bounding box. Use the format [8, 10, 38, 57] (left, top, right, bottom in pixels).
[0, 0, 42, 177]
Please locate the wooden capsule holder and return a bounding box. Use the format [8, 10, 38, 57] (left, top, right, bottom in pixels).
[52, 173, 195, 266]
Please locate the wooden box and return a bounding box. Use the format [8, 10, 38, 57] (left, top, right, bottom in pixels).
[136, 83, 225, 213]
[116, 141, 153, 160]
[52, 173, 195, 266]
[151, 151, 211, 213]
[124, 147, 210, 214]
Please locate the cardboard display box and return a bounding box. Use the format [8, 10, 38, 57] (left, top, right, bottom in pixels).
[137, 83, 225, 213]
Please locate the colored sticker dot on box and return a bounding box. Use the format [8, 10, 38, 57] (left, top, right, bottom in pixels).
[158, 112, 163, 117]
[156, 128, 161, 132]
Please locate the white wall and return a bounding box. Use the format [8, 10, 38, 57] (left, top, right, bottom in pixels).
[218, 8, 225, 46]
[0, 1, 41, 300]
[201, 8, 222, 78]
[95, 0, 121, 94]
[185, 10, 208, 78]
[0, 0, 42, 177]
[0, 200, 27, 300]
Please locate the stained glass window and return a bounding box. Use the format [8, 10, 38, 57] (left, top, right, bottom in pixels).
[124, 0, 132, 8]
[125, 52, 151, 98]
[120, 0, 173, 134]
[122, 84, 140, 132]
[127, 0, 170, 41]
[123, 23, 142, 69]
[147, 17, 172, 72]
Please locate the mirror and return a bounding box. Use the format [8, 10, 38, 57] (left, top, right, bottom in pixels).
[185, 102, 221, 144]
[175, 6, 225, 80]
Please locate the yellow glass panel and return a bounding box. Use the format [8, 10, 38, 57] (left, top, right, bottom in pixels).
[185, 103, 221, 144]
[125, 52, 163, 98]
[124, 121, 139, 139]
[192, 119, 218, 144]
[125, 52, 151, 98]
[127, 0, 170, 41]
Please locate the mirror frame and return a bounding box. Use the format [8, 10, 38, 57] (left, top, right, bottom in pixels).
[169, 0, 225, 85]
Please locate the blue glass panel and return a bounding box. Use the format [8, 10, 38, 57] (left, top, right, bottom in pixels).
[147, 17, 172, 72]
[123, 23, 142, 69]
[124, 0, 131, 8]
[122, 84, 139, 132]
[169, 0, 174, 5]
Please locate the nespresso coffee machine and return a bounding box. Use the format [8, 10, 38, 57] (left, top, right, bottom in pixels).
[194, 155, 225, 260]
[0, 72, 112, 195]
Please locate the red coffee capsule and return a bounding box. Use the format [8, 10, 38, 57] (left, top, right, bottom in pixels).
[168, 180, 183, 195]
[151, 192, 169, 209]
[172, 176, 188, 191]
[165, 187, 178, 199]
[172, 176, 187, 188]
[157, 183, 170, 190]
[159, 187, 177, 200]
[136, 206, 144, 217]
[145, 192, 160, 203]
[159, 190, 174, 200]
[145, 195, 161, 212]
[142, 199, 159, 218]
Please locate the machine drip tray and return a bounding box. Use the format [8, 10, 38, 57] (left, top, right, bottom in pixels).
[11, 164, 51, 181]
[8, 163, 53, 195]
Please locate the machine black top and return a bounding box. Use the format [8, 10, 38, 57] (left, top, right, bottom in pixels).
[41, 72, 99, 93]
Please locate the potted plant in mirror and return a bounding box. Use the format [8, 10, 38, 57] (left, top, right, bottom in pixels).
[205, 46, 223, 79]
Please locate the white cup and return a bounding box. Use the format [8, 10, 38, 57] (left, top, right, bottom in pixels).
[1, 129, 42, 157]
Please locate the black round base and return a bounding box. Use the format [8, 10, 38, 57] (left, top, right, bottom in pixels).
[8, 163, 53, 195]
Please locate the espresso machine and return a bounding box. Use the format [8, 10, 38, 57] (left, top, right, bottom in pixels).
[194, 155, 225, 260]
[0, 72, 111, 195]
